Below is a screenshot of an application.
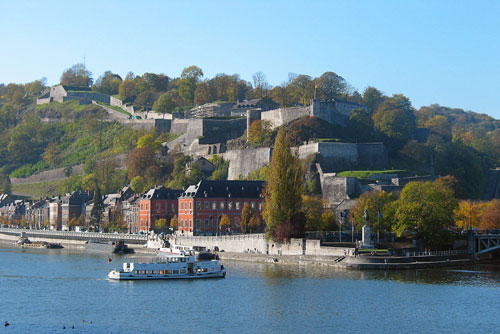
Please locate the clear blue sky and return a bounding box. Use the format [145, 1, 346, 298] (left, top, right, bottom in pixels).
[1, 0, 499, 119]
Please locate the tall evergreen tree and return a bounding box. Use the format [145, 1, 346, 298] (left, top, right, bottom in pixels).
[263, 128, 304, 240]
[91, 188, 104, 230]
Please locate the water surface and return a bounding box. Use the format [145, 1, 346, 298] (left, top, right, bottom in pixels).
[1, 244, 499, 333]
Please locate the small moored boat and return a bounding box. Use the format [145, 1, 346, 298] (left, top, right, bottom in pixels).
[108, 251, 226, 280]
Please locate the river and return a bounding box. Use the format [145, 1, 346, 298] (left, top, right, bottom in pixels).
[1, 243, 500, 334]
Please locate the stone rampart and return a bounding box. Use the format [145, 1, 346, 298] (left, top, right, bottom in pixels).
[261, 106, 310, 128]
[119, 119, 171, 133]
[10, 165, 84, 185]
[224, 148, 271, 180]
[110, 96, 135, 114]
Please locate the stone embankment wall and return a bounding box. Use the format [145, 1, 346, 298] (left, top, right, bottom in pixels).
[110, 96, 134, 114]
[92, 101, 129, 120]
[261, 106, 310, 128]
[172, 234, 349, 256]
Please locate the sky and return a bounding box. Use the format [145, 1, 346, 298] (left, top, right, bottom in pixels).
[1, 0, 500, 119]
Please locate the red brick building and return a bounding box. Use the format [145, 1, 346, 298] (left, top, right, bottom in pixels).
[178, 180, 265, 235]
[139, 186, 182, 232]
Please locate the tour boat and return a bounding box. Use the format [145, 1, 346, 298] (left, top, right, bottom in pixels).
[107, 251, 226, 280]
[157, 245, 218, 261]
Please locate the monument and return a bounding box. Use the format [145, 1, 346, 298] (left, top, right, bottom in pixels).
[361, 209, 374, 248]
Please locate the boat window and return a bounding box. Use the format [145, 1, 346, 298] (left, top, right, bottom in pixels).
[181, 258, 186, 262]
[173, 270, 179, 275]
[159, 270, 164, 275]
[202, 268, 208, 272]
[166, 270, 172, 274]
[180, 269, 186, 274]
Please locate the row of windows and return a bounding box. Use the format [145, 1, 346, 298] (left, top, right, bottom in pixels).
[181, 200, 261, 211]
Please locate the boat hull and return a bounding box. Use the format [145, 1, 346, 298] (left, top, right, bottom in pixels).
[108, 269, 226, 280]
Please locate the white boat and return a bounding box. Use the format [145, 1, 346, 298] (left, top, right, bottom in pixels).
[108, 251, 226, 280]
[157, 245, 218, 261]
[157, 244, 193, 255]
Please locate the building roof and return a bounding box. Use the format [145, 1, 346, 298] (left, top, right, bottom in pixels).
[180, 180, 264, 199]
[141, 186, 183, 200]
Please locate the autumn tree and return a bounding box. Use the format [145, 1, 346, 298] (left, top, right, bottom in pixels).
[392, 180, 458, 246]
[302, 195, 325, 231]
[275, 212, 306, 243]
[42, 142, 61, 167]
[154, 218, 168, 231]
[480, 200, 500, 230]
[219, 214, 231, 231]
[170, 215, 178, 230]
[194, 82, 213, 105]
[91, 188, 104, 229]
[247, 215, 261, 233]
[119, 79, 136, 102]
[60, 63, 93, 87]
[263, 128, 304, 239]
[453, 200, 488, 230]
[248, 120, 272, 147]
[127, 146, 160, 182]
[137, 134, 162, 151]
[241, 203, 254, 234]
[352, 190, 395, 232]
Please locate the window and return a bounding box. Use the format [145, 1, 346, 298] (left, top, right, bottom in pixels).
[220, 201, 225, 210]
[204, 219, 209, 227]
[212, 201, 217, 210]
[156, 204, 160, 212]
[251, 202, 256, 209]
[196, 219, 201, 228]
[228, 202, 233, 210]
[205, 201, 209, 209]
[197, 201, 202, 209]
[141, 204, 144, 210]
[181, 202, 184, 210]
[259, 203, 262, 211]
[189, 219, 192, 227]
[236, 202, 240, 210]
[189, 202, 192, 209]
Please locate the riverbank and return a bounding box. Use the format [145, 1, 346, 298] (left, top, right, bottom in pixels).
[0, 230, 476, 269]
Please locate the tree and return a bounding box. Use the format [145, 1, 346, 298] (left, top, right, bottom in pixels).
[194, 82, 212, 105]
[263, 128, 305, 239]
[42, 142, 61, 167]
[352, 190, 395, 231]
[93, 71, 122, 95]
[130, 175, 146, 193]
[127, 147, 160, 181]
[480, 200, 500, 230]
[137, 134, 162, 151]
[170, 215, 178, 230]
[179, 65, 203, 103]
[155, 218, 168, 231]
[248, 215, 261, 233]
[219, 214, 231, 230]
[317, 71, 348, 100]
[392, 180, 458, 246]
[248, 120, 272, 146]
[241, 203, 255, 234]
[119, 79, 136, 102]
[91, 188, 104, 229]
[289, 74, 313, 105]
[252, 72, 270, 98]
[60, 63, 93, 87]
[302, 195, 325, 231]
[362, 87, 385, 114]
[454, 200, 488, 230]
[373, 94, 416, 142]
[134, 90, 156, 111]
[153, 93, 176, 118]
[320, 210, 336, 231]
[0, 174, 11, 194]
[348, 108, 375, 141]
[275, 212, 306, 243]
